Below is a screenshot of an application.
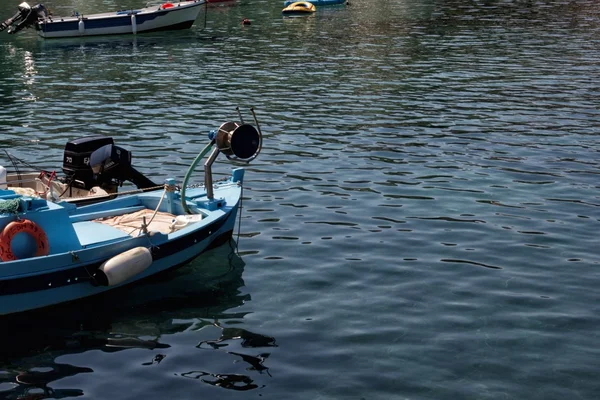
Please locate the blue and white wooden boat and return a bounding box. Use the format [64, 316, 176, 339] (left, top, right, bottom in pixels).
[283, 0, 347, 6]
[1, 1, 205, 39]
[0, 109, 262, 316]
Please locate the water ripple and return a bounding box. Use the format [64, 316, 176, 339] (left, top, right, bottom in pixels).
[1, 0, 600, 398]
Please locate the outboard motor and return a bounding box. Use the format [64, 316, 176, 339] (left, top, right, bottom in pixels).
[62, 136, 156, 190]
[63, 136, 114, 190]
[0, 2, 48, 35]
[89, 144, 156, 190]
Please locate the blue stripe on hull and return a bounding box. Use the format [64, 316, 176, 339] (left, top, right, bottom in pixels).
[40, 20, 196, 37]
[141, 20, 195, 33]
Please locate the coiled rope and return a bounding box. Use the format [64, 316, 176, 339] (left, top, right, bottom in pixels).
[0, 199, 20, 215]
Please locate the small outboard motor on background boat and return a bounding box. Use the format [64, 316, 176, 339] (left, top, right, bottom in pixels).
[62, 136, 157, 191]
[0, 2, 48, 35]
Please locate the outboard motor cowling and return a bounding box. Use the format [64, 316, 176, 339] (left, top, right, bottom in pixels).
[90, 144, 132, 177]
[89, 144, 157, 190]
[62, 136, 157, 191]
[63, 136, 114, 189]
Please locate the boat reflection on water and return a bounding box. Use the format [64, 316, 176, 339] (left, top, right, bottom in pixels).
[0, 240, 275, 397]
[35, 30, 198, 52]
[184, 320, 278, 390]
[2, 29, 209, 56]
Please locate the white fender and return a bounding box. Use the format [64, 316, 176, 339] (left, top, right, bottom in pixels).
[78, 19, 85, 34]
[131, 14, 137, 34]
[98, 247, 152, 286]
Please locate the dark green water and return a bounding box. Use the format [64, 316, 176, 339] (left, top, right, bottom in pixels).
[1, 0, 599, 399]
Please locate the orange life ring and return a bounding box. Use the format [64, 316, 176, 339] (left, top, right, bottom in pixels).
[0, 219, 49, 262]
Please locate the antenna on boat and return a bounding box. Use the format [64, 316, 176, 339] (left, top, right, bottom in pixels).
[180, 108, 263, 213]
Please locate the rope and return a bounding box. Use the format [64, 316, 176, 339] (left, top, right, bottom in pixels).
[234, 185, 244, 255]
[0, 199, 20, 214]
[62, 184, 164, 203]
[225, 184, 244, 272]
[55, 177, 227, 203]
[127, 186, 168, 237]
[141, 187, 167, 233]
[4, 151, 43, 173]
[4, 150, 22, 187]
[58, 175, 76, 197]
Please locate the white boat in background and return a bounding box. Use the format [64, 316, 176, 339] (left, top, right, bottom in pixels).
[0, 1, 206, 39]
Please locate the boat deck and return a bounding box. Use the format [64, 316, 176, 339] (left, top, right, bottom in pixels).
[73, 221, 130, 248]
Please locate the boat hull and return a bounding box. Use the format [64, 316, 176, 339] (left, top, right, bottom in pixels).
[0, 174, 242, 316]
[0, 225, 236, 316]
[36, 1, 204, 39]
